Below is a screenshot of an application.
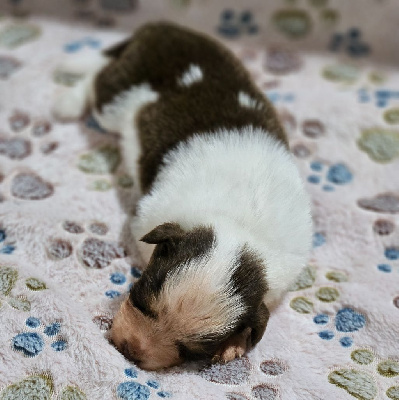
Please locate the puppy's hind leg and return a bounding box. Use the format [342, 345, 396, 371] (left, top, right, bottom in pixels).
[52, 52, 110, 121]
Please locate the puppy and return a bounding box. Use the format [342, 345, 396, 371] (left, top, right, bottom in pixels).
[53, 22, 312, 370]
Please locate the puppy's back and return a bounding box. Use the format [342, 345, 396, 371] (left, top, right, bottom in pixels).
[96, 22, 286, 191]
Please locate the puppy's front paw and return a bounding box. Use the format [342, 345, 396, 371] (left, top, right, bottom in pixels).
[212, 327, 252, 364]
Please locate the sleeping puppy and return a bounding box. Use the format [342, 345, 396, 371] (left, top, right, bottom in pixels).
[53, 22, 312, 370]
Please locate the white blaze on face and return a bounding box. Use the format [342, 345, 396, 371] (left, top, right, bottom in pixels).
[178, 64, 203, 87]
[153, 240, 246, 341]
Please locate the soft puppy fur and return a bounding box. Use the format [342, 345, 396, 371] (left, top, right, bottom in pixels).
[53, 22, 312, 371]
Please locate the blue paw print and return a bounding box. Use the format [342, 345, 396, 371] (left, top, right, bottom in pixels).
[64, 37, 101, 53]
[329, 27, 371, 57]
[117, 368, 171, 399]
[265, 91, 295, 104]
[307, 160, 353, 191]
[12, 317, 67, 356]
[376, 246, 399, 274]
[357, 89, 399, 108]
[12, 332, 44, 356]
[313, 232, 326, 248]
[0, 229, 16, 254]
[217, 9, 259, 39]
[105, 267, 142, 299]
[313, 308, 366, 347]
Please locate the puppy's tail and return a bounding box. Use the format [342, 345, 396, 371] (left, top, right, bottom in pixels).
[102, 38, 131, 58]
[52, 51, 110, 121]
[57, 51, 110, 75]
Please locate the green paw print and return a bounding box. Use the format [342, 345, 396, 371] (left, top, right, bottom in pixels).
[273, 0, 339, 39]
[0, 374, 53, 400]
[0, 23, 41, 49]
[289, 265, 346, 313]
[77, 145, 134, 192]
[357, 127, 399, 164]
[0, 373, 87, 400]
[329, 349, 399, 400]
[0, 266, 47, 312]
[78, 145, 121, 174]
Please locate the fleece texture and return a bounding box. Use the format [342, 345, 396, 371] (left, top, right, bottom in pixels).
[0, 1, 398, 399]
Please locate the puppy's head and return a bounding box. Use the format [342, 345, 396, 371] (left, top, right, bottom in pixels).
[110, 222, 267, 370]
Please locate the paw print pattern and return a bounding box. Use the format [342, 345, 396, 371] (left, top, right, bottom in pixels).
[0, 23, 41, 49]
[64, 37, 101, 53]
[313, 232, 326, 248]
[0, 55, 21, 79]
[358, 193, 399, 214]
[377, 246, 399, 274]
[92, 314, 113, 332]
[265, 47, 302, 75]
[289, 265, 365, 347]
[357, 89, 399, 108]
[357, 127, 399, 164]
[201, 358, 285, 399]
[77, 144, 134, 191]
[0, 229, 16, 254]
[373, 219, 395, 236]
[47, 220, 126, 269]
[302, 119, 325, 139]
[313, 307, 366, 347]
[329, 349, 399, 399]
[272, 0, 339, 40]
[0, 265, 47, 312]
[384, 108, 399, 125]
[329, 27, 371, 57]
[217, 10, 259, 39]
[117, 367, 171, 399]
[306, 160, 353, 191]
[105, 266, 142, 299]
[0, 374, 87, 400]
[0, 111, 58, 202]
[12, 317, 67, 357]
[272, 9, 312, 39]
[200, 357, 251, 385]
[250, 360, 286, 399]
[323, 63, 360, 85]
[7, 110, 57, 156]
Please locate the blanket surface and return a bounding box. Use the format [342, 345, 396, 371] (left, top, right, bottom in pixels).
[0, 1, 398, 399]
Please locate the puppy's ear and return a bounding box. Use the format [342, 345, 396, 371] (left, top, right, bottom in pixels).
[140, 223, 185, 248]
[102, 38, 131, 58]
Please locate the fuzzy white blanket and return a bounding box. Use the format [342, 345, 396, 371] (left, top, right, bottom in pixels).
[0, 1, 398, 399]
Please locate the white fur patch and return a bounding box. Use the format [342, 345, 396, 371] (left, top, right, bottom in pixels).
[93, 83, 159, 190]
[158, 237, 246, 338]
[52, 52, 110, 120]
[178, 64, 203, 87]
[238, 91, 263, 110]
[133, 126, 312, 306]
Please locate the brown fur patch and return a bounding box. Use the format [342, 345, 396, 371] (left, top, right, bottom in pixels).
[96, 22, 287, 193]
[110, 298, 183, 370]
[118, 224, 225, 367]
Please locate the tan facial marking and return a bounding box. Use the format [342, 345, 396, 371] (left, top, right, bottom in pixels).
[150, 258, 245, 344]
[110, 298, 182, 370]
